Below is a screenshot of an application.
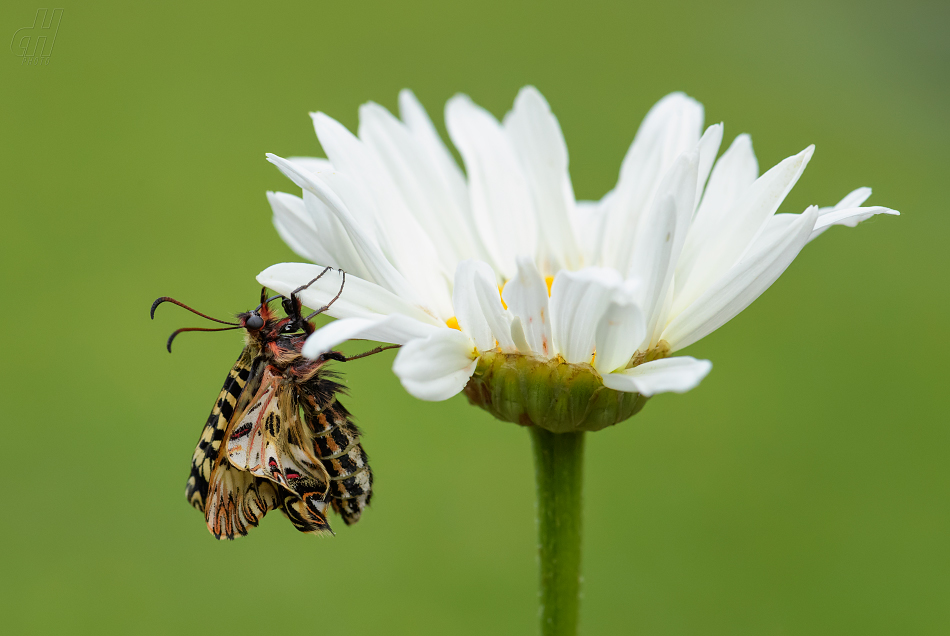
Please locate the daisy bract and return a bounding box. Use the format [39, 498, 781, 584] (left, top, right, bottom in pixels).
[259, 87, 897, 430]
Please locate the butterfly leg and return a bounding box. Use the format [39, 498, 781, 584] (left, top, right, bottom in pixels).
[304, 270, 346, 321]
[291, 265, 333, 296]
[341, 344, 401, 362]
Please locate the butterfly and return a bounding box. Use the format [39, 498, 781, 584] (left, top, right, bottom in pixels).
[152, 268, 396, 539]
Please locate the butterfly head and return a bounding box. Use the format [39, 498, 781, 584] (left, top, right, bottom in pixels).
[237, 290, 313, 343]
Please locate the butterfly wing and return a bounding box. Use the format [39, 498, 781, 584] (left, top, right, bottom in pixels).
[278, 491, 334, 536]
[205, 458, 281, 539]
[227, 367, 333, 529]
[186, 348, 260, 511]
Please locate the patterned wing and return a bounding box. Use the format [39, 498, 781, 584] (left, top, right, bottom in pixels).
[279, 492, 334, 536]
[186, 348, 259, 511]
[205, 459, 281, 539]
[227, 368, 333, 530]
[299, 387, 374, 526]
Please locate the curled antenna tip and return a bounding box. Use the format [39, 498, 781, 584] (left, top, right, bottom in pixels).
[150, 297, 170, 320]
[166, 325, 242, 352]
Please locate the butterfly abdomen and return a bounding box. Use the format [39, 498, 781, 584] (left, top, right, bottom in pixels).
[305, 394, 374, 526]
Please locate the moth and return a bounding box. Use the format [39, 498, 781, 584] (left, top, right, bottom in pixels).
[152, 268, 394, 539]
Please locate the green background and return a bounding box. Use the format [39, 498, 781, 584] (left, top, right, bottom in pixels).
[1, 1, 946, 633]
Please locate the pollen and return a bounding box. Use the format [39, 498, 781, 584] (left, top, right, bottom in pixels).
[446, 316, 461, 331]
[545, 276, 554, 296]
[497, 284, 508, 309]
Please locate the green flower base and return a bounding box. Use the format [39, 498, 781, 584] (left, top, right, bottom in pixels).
[462, 350, 649, 433]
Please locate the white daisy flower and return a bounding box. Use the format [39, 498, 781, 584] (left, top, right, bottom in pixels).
[259, 87, 897, 429]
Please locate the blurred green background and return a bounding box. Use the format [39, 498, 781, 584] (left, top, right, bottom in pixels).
[1, 1, 947, 634]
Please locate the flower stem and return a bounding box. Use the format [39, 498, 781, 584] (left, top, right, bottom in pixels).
[530, 427, 585, 636]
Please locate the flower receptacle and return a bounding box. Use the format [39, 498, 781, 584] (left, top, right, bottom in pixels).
[462, 350, 649, 433]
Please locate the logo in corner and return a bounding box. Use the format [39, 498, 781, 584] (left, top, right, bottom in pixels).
[11, 8, 64, 66]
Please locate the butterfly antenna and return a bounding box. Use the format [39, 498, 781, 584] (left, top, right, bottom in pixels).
[305, 270, 346, 321]
[151, 297, 240, 325]
[166, 326, 242, 353]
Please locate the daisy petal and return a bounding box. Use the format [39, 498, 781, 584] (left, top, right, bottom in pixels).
[358, 102, 477, 269]
[808, 187, 897, 243]
[626, 151, 699, 341]
[510, 316, 532, 352]
[452, 260, 495, 351]
[311, 113, 453, 315]
[603, 92, 704, 270]
[266, 154, 429, 309]
[673, 145, 814, 317]
[257, 263, 442, 326]
[503, 86, 582, 273]
[473, 269, 515, 351]
[501, 257, 553, 357]
[832, 186, 873, 210]
[287, 156, 333, 174]
[662, 206, 820, 350]
[267, 191, 335, 266]
[572, 195, 612, 268]
[550, 268, 623, 364]
[392, 329, 479, 401]
[300, 190, 374, 283]
[446, 94, 537, 278]
[695, 123, 724, 208]
[809, 206, 898, 242]
[593, 281, 647, 374]
[398, 89, 472, 224]
[301, 314, 442, 359]
[602, 356, 712, 396]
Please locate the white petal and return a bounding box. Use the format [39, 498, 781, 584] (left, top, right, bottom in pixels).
[673, 145, 814, 317]
[694, 123, 724, 208]
[311, 113, 454, 317]
[625, 152, 699, 343]
[398, 89, 473, 226]
[572, 195, 611, 268]
[267, 191, 335, 266]
[358, 102, 478, 269]
[446, 94, 537, 278]
[392, 329, 479, 401]
[549, 268, 623, 364]
[832, 186, 872, 210]
[689, 133, 759, 234]
[602, 92, 704, 271]
[503, 86, 582, 273]
[809, 206, 898, 240]
[287, 157, 333, 174]
[452, 260, 495, 351]
[510, 316, 532, 352]
[473, 269, 515, 351]
[267, 154, 431, 310]
[301, 314, 443, 359]
[808, 187, 897, 243]
[593, 281, 647, 374]
[501, 257, 553, 357]
[602, 356, 712, 396]
[662, 206, 820, 350]
[257, 263, 442, 326]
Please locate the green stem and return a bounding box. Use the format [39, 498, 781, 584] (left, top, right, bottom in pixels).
[530, 427, 585, 636]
